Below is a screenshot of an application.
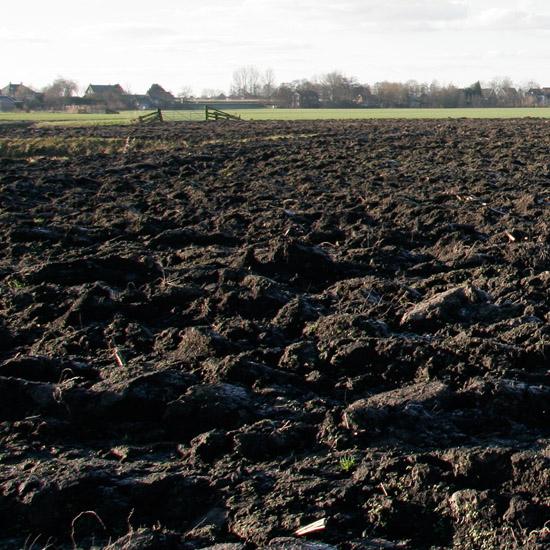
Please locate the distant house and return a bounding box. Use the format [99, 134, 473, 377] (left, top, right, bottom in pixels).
[527, 88, 550, 105]
[84, 84, 125, 97]
[0, 96, 16, 112]
[146, 84, 177, 109]
[291, 90, 320, 108]
[1, 83, 42, 109]
[356, 92, 379, 108]
[408, 95, 429, 108]
[84, 84, 129, 111]
[2, 82, 35, 98]
[481, 88, 498, 107]
[498, 86, 520, 107]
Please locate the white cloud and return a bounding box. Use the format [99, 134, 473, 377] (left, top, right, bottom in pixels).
[252, 0, 469, 30]
[74, 21, 182, 43]
[99, 22, 181, 39]
[339, 0, 468, 22]
[471, 5, 550, 30]
[0, 28, 47, 43]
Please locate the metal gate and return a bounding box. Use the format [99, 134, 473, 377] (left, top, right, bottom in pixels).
[159, 109, 205, 122]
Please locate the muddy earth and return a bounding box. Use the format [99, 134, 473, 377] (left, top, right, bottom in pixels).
[2, 118, 550, 549]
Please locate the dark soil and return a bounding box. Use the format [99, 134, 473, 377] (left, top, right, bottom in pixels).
[2, 118, 550, 549]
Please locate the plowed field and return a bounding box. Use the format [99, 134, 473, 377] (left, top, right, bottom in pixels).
[2, 119, 550, 549]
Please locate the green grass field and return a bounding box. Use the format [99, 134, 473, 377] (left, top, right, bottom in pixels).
[235, 107, 550, 120]
[0, 111, 142, 125]
[2, 107, 550, 125]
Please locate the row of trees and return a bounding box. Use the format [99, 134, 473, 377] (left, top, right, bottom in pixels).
[10, 72, 547, 111]
[228, 67, 543, 108]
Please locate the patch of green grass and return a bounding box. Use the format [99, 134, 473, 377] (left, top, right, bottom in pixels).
[0, 136, 183, 158]
[3, 107, 550, 126]
[0, 111, 141, 126]
[236, 107, 550, 120]
[339, 454, 356, 472]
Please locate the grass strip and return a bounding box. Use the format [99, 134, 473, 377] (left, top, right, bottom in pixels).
[0, 137, 180, 158]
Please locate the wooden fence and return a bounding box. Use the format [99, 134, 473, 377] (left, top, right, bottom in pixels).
[136, 107, 241, 123]
[204, 106, 242, 121]
[136, 109, 163, 123]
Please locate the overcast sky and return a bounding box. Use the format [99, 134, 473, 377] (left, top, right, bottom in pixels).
[3, 0, 550, 96]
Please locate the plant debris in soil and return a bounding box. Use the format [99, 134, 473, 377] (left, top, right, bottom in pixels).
[2, 119, 550, 549]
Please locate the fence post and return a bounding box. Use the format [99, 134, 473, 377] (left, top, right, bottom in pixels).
[158, 108, 163, 122]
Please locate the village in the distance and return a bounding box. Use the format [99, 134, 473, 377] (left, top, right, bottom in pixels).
[3, 71, 550, 112]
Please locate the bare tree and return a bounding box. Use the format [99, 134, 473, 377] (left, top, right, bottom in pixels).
[521, 80, 541, 106]
[179, 86, 194, 99]
[489, 75, 514, 95]
[323, 71, 363, 107]
[373, 81, 408, 108]
[404, 80, 430, 105]
[272, 83, 295, 107]
[425, 81, 464, 108]
[521, 80, 540, 92]
[262, 68, 277, 98]
[488, 76, 520, 106]
[42, 77, 79, 109]
[246, 67, 262, 97]
[230, 66, 263, 97]
[230, 68, 246, 97]
[201, 88, 225, 99]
